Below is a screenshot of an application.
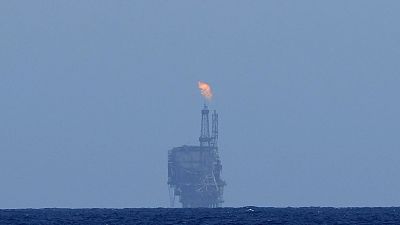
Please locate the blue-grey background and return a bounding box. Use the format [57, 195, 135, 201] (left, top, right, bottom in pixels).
[1, 1, 399, 208]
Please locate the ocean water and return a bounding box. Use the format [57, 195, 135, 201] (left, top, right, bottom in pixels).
[1, 207, 399, 224]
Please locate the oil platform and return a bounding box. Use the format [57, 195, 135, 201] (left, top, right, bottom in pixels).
[168, 105, 225, 208]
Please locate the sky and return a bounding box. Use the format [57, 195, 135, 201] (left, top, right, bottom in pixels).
[1, 1, 400, 208]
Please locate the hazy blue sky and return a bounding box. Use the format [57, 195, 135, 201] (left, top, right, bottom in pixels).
[1, 1, 400, 208]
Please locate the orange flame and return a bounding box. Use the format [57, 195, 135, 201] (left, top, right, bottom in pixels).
[198, 81, 213, 101]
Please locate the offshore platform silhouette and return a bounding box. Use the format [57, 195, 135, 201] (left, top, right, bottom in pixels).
[168, 105, 225, 208]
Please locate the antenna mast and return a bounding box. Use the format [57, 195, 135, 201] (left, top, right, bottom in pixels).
[211, 110, 218, 148]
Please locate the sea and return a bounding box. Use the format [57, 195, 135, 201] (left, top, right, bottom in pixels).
[1, 207, 399, 224]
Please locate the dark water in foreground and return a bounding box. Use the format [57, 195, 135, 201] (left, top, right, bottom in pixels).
[1, 207, 399, 225]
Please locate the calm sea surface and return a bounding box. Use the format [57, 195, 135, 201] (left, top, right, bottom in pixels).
[1, 207, 399, 224]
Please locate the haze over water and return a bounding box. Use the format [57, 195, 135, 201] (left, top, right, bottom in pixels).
[1, 0, 400, 209]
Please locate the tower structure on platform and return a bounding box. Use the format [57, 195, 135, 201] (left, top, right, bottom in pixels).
[199, 105, 211, 147]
